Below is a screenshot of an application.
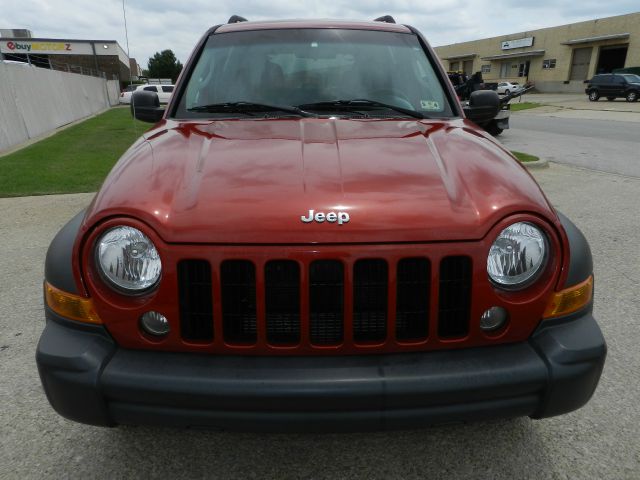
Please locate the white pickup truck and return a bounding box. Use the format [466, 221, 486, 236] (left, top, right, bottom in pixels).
[120, 84, 174, 104]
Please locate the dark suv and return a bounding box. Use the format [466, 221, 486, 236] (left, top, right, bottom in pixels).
[585, 73, 640, 102]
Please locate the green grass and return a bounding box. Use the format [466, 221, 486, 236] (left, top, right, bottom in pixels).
[0, 107, 147, 198]
[511, 151, 540, 163]
[510, 102, 542, 112]
[0, 107, 542, 197]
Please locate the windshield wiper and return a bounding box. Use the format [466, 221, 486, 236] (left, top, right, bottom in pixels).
[298, 99, 425, 119]
[188, 101, 316, 118]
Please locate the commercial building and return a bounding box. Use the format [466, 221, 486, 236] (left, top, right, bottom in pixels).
[129, 58, 143, 80]
[0, 31, 131, 86]
[434, 12, 640, 92]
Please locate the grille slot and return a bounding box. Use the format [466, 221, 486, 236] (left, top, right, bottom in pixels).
[221, 260, 257, 344]
[174, 251, 478, 352]
[396, 257, 430, 341]
[438, 256, 472, 338]
[309, 260, 344, 345]
[265, 260, 300, 345]
[178, 259, 214, 341]
[353, 259, 388, 342]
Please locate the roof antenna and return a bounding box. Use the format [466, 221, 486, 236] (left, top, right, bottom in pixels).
[228, 15, 248, 23]
[374, 15, 396, 24]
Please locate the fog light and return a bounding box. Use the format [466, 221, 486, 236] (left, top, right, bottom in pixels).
[480, 307, 509, 332]
[140, 311, 170, 336]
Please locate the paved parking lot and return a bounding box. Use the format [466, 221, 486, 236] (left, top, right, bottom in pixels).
[502, 114, 640, 177]
[1, 160, 638, 479]
[519, 92, 640, 113]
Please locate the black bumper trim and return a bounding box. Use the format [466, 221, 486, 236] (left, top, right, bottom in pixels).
[108, 396, 539, 432]
[556, 211, 593, 288]
[44, 209, 85, 294]
[36, 309, 605, 431]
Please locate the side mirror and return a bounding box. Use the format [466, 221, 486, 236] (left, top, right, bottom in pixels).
[131, 90, 165, 123]
[463, 90, 500, 125]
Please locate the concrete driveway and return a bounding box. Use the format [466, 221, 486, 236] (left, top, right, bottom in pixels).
[500, 93, 640, 177]
[1, 163, 639, 479]
[519, 92, 640, 113]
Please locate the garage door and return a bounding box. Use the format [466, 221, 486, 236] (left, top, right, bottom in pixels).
[570, 47, 592, 80]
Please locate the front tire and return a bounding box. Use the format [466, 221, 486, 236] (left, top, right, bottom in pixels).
[588, 91, 600, 101]
[504, 89, 510, 96]
[626, 91, 638, 102]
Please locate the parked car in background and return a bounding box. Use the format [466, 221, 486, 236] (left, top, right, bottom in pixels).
[120, 84, 175, 104]
[448, 74, 533, 136]
[140, 84, 175, 103]
[585, 74, 640, 102]
[119, 84, 141, 104]
[612, 66, 640, 76]
[496, 81, 523, 95]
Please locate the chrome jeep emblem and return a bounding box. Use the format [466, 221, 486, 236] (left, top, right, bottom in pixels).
[301, 209, 350, 225]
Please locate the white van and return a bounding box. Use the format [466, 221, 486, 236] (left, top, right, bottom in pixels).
[120, 84, 174, 104]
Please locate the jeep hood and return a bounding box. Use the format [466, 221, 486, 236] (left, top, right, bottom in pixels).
[84, 118, 555, 244]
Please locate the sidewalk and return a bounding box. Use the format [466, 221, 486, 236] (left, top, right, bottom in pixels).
[514, 93, 640, 122]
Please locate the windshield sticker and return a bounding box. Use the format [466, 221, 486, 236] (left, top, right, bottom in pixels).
[420, 100, 440, 111]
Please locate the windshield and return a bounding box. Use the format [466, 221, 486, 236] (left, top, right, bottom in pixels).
[622, 74, 640, 83]
[174, 28, 455, 119]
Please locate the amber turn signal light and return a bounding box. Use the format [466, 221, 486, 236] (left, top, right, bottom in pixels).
[543, 276, 593, 319]
[44, 282, 102, 324]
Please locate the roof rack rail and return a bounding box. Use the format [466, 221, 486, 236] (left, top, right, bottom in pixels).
[228, 15, 248, 23]
[374, 15, 396, 24]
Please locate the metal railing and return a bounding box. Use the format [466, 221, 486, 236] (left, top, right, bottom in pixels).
[2, 52, 119, 81]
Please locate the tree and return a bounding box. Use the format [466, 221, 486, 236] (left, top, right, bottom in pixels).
[147, 50, 183, 82]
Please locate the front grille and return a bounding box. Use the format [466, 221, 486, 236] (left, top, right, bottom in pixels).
[177, 259, 213, 341]
[396, 258, 430, 341]
[438, 256, 472, 338]
[221, 260, 257, 344]
[353, 259, 388, 342]
[177, 254, 474, 352]
[309, 260, 344, 345]
[265, 260, 300, 345]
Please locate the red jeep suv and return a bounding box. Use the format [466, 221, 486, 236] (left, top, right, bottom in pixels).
[37, 16, 605, 431]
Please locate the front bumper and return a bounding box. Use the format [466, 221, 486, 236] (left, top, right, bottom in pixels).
[37, 309, 605, 432]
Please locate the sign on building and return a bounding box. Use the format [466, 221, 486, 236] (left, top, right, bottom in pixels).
[1, 40, 93, 55]
[501, 37, 534, 50]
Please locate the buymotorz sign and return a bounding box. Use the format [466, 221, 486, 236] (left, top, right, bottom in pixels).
[1, 40, 94, 55]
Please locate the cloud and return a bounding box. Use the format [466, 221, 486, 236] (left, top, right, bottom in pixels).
[2, 0, 638, 66]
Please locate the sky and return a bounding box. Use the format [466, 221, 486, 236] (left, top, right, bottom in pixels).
[1, 0, 638, 67]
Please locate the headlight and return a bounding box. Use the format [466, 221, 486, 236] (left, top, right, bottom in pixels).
[487, 222, 547, 289]
[96, 226, 162, 293]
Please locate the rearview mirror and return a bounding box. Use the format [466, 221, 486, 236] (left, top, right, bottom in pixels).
[131, 90, 165, 123]
[463, 90, 500, 125]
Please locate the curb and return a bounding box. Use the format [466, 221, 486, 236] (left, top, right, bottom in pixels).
[521, 158, 549, 169]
